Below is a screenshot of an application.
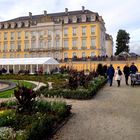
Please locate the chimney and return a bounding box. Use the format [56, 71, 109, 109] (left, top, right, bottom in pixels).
[44, 10, 47, 16]
[82, 6, 85, 12]
[29, 12, 32, 18]
[65, 8, 68, 14]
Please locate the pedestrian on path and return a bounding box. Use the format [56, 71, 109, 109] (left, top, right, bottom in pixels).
[123, 63, 130, 85]
[115, 66, 122, 87]
[107, 64, 115, 86]
[130, 62, 138, 74]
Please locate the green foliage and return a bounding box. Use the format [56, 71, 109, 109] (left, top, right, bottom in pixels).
[0, 110, 16, 127]
[0, 100, 71, 140]
[14, 84, 36, 113]
[115, 29, 130, 55]
[42, 77, 107, 99]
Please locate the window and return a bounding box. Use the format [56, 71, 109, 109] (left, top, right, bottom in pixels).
[4, 43, 7, 50]
[64, 40, 68, 48]
[11, 32, 15, 40]
[55, 52, 59, 59]
[10, 43, 15, 50]
[17, 54, 20, 58]
[10, 54, 13, 58]
[3, 54, 6, 58]
[31, 31, 36, 38]
[91, 26, 95, 35]
[91, 52, 95, 57]
[72, 52, 76, 57]
[82, 27, 86, 35]
[4, 32, 7, 40]
[17, 42, 21, 50]
[56, 39, 60, 48]
[91, 38, 96, 48]
[55, 30, 59, 36]
[48, 30, 51, 36]
[64, 28, 68, 36]
[82, 39, 86, 48]
[64, 52, 68, 58]
[18, 32, 21, 39]
[82, 52, 86, 58]
[25, 42, 29, 49]
[72, 39, 77, 47]
[73, 28, 76, 36]
[31, 40, 36, 48]
[39, 40, 44, 48]
[48, 40, 51, 48]
[39, 31, 44, 37]
[25, 31, 29, 39]
[24, 54, 28, 58]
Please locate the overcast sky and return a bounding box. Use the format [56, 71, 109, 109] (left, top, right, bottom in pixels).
[0, 0, 140, 54]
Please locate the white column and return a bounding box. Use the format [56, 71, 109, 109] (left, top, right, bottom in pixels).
[7, 65, 9, 74]
[13, 65, 15, 73]
[19, 65, 21, 71]
[36, 64, 38, 71]
[30, 65, 33, 74]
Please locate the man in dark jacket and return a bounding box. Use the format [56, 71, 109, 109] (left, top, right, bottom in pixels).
[123, 63, 130, 85]
[130, 62, 138, 74]
[107, 64, 115, 86]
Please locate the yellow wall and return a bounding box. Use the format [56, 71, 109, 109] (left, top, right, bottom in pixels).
[0, 28, 30, 58]
[60, 60, 140, 72]
[62, 22, 100, 59]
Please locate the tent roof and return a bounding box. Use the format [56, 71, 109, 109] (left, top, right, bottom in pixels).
[0, 57, 59, 65]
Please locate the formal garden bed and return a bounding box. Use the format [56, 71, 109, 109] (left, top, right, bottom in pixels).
[0, 85, 71, 140]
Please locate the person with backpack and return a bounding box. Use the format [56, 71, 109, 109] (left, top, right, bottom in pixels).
[115, 66, 122, 87]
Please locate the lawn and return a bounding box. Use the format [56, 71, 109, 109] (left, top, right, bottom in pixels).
[0, 80, 35, 98]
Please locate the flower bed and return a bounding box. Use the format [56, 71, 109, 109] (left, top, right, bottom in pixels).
[40, 77, 107, 100]
[0, 100, 71, 140]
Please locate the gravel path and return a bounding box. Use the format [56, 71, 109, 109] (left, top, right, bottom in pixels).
[53, 78, 140, 140]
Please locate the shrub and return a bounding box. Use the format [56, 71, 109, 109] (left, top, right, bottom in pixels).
[14, 84, 36, 113]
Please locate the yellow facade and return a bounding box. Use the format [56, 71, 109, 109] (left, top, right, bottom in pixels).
[0, 7, 113, 71]
[0, 28, 30, 58]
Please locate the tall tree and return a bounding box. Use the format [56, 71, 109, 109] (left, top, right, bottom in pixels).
[115, 29, 130, 55]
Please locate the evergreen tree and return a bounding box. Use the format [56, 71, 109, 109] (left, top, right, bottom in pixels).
[115, 29, 130, 55]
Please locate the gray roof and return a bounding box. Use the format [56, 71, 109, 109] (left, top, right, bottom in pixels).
[2, 9, 98, 23]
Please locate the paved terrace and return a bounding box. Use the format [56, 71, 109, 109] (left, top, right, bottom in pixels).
[53, 78, 140, 140]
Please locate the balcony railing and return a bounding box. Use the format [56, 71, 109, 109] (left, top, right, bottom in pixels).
[72, 46, 78, 50]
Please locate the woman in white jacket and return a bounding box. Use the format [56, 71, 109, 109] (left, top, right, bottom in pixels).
[115, 66, 122, 87]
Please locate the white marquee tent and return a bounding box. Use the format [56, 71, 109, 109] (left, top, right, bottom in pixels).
[0, 57, 59, 74]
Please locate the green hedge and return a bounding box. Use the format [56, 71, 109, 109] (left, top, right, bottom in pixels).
[41, 77, 107, 100]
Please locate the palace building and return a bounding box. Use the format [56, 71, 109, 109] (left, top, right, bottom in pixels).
[0, 6, 113, 66]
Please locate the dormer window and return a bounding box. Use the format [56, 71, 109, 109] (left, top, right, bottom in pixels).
[81, 15, 86, 22]
[17, 21, 22, 28]
[0, 23, 3, 29]
[11, 22, 16, 28]
[4, 23, 9, 29]
[91, 15, 95, 22]
[72, 16, 77, 23]
[24, 21, 29, 27]
[64, 16, 69, 24]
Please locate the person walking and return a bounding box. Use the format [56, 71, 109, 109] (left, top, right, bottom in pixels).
[123, 63, 130, 85]
[115, 66, 122, 87]
[130, 62, 138, 74]
[130, 62, 138, 85]
[107, 64, 115, 86]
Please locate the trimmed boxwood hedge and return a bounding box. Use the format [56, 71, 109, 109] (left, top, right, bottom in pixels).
[41, 77, 107, 100]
